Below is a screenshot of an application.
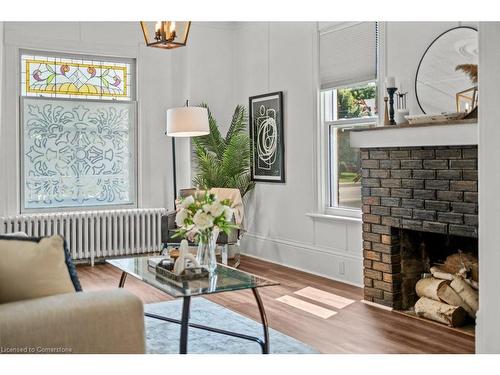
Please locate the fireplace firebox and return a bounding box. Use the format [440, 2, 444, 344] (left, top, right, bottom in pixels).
[360, 145, 478, 326]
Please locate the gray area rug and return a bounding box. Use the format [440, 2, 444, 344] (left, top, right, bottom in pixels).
[145, 298, 318, 354]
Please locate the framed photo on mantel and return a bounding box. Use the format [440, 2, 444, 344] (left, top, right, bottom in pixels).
[249, 91, 285, 183]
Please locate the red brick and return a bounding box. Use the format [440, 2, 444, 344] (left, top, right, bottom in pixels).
[363, 232, 381, 243]
[373, 280, 395, 292]
[364, 287, 384, 299]
[363, 196, 380, 205]
[381, 234, 392, 244]
[364, 268, 383, 280]
[363, 213, 380, 224]
[373, 261, 401, 273]
[381, 253, 401, 264]
[364, 250, 382, 261]
[383, 272, 402, 283]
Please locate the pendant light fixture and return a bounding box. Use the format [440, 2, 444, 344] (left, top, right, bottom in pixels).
[140, 21, 191, 49]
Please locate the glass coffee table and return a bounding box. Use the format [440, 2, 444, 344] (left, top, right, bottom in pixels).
[106, 256, 278, 354]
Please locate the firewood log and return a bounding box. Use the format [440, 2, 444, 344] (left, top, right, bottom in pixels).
[430, 266, 454, 281]
[437, 283, 475, 318]
[415, 277, 476, 318]
[415, 277, 448, 301]
[450, 277, 479, 315]
[414, 297, 467, 327]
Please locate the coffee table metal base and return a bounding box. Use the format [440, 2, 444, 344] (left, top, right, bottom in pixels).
[118, 271, 269, 354]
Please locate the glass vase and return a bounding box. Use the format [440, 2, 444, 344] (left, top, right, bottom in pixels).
[196, 230, 218, 273]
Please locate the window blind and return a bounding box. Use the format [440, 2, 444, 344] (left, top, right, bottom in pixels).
[319, 22, 378, 89]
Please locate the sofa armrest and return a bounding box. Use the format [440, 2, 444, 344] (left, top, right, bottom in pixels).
[0, 289, 145, 354]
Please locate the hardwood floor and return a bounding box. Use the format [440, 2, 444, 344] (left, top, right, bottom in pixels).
[77, 255, 475, 354]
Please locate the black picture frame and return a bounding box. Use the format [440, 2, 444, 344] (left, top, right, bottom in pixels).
[249, 91, 285, 183]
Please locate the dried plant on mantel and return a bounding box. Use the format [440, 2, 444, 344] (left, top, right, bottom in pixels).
[456, 64, 478, 84]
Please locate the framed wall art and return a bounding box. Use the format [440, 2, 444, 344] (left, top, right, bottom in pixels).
[249, 91, 285, 183]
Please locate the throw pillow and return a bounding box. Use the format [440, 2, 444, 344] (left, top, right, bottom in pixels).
[0, 234, 82, 304]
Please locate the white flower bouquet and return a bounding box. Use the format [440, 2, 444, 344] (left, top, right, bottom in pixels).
[173, 191, 238, 244]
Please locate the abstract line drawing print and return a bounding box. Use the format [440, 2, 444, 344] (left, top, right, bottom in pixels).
[256, 105, 278, 170]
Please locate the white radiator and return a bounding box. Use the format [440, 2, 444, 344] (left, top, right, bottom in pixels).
[0, 208, 166, 265]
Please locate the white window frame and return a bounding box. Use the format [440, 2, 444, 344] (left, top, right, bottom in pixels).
[315, 22, 386, 219]
[19, 49, 138, 213]
[321, 81, 377, 218]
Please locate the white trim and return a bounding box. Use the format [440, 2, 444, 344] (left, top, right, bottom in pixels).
[325, 117, 378, 128]
[312, 24, 324, 213]
[377, 22, 387, 127]
[350, 122, 478, 148]
[306, 212, 361, 223]
[242, 251, 363, 289]
[360, 299, 393, 311]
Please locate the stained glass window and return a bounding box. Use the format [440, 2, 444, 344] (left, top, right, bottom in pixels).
[21, 52, 133, 100]
[20, 51, 136, 211]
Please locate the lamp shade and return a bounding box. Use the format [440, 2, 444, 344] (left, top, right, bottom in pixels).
[166, 107, 209, 137]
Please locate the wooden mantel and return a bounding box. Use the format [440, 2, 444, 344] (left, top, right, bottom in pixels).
[350, 120, 478, 148]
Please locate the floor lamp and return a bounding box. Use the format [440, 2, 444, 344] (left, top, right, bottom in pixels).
[166, 104, 209, 208]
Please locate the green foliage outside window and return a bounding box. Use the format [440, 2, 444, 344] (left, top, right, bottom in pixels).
[337, 85, 376, 119]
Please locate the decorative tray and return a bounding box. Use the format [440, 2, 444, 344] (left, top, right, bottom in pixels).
[154, 261, 209, 282]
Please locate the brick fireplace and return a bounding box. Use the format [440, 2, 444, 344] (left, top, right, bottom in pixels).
[360, 146, 478, 309]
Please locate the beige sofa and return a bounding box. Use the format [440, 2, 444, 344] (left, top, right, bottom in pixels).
[0, 288, 145, 354]
[0, 233, 146, 354]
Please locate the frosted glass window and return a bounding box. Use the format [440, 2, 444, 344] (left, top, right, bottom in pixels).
[22, 98, 136, 210]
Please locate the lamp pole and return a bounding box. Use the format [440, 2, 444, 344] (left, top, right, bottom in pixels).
[171, 136, 177, 209]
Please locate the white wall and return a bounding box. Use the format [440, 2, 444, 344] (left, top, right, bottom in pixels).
[169, 22, 236, 191]
[476, 21, 500, 354]
[0, 22, 174, 216]
[231, 22, 363, 285]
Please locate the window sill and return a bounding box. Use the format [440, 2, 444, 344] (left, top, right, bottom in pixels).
[306, 211, 362, 224]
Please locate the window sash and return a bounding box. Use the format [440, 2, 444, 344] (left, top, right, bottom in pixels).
[321, 77, 377, 210]
[327, 121, 367, 210]
[20, 97, 137, 212]
[321, 79, 378, 124]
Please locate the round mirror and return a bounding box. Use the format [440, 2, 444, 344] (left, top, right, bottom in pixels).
[415, 26, 478, 114]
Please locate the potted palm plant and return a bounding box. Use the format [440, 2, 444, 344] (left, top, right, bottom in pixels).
[192, 104, 255, 198]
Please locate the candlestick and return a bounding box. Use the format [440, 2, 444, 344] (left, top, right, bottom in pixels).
[383, 97, 389, 126]
[387, 87, 397, 125]
[385, 76, 396, 88]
